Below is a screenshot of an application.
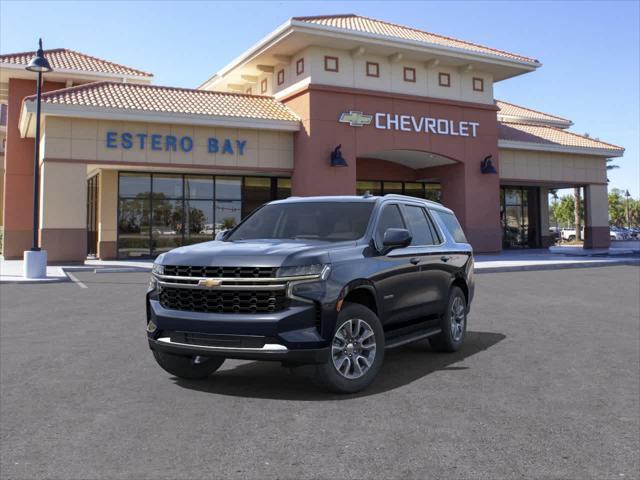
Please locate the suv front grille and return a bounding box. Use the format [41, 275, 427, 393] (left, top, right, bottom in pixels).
[163, 265, 277, 278]
[159, 286, 288, 314]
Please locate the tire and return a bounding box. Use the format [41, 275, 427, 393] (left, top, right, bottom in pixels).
[429, 286, 467, 353]
[568, 235, 576, 242]
[315, 303, 385, 394]
[152, 350, 225, 379]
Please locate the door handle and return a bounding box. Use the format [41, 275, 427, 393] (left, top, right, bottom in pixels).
[440, 255, 451, 262]
[410, 257, 420, 265]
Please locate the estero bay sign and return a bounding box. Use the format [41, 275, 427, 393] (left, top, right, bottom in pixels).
[339, 111, 480, 137]
[106, 131, 248, 155]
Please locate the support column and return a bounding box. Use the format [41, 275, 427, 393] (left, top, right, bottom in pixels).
[39, 162, 87, 262]
[98, 170, 118, 259]
[429, 162, 501, 253]
[2, 78, 65, 259]
[583, 184, 610, 249]
[539, 187, 553, 247]
[286, 91, 357, 196]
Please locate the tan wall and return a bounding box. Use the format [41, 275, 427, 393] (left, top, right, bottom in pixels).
[499, 149, 608, 184]
[585, 184, 609, 227]
[42, 118, 294, 170]
[39, 161, 86, 229]
[98, 169, 118, 243]
[272, 46, 494, 104]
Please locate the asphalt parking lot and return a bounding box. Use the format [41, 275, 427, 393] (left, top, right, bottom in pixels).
[1, 266, 639, 479]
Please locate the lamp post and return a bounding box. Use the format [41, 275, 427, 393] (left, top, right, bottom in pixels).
[625, 189, 631, 230]
[23, 39, 52, 279]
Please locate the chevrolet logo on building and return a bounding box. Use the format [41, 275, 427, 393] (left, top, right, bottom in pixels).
[198, 278, 222, 288]
[339, 111, 373, 127]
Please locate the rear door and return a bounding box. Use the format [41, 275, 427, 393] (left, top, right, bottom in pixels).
[400, 203, 450, 317]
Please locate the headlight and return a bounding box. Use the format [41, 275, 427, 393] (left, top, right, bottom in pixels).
[277, 264, 329, 278]
[152, 263, 164, 276]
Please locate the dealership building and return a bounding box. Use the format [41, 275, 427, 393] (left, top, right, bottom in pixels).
[0, 14, 624, 261]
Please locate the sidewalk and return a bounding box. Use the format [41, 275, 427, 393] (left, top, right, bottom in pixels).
[1, 250, 638, 284]
[474, 249, 639, 273]
[0, 257, 153, 284]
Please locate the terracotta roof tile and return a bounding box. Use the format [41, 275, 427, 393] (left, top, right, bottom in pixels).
[27, 82, 299, 122]
[0, 48, 152, 77]
[293, 14, 539, 64]
[496, 100, 572, 126]
[498, 122, 623, 154]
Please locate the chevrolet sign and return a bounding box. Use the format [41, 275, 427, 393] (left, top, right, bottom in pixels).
[338, 111, 373, 127]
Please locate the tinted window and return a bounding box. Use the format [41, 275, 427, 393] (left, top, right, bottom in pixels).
[434, 210, 467, 243]
[227, 202, 374, 242]
[375, 204, 406, 246]
[403, 205, 436, 246]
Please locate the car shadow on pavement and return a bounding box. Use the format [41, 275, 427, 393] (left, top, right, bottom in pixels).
[173, 331, 505, 400]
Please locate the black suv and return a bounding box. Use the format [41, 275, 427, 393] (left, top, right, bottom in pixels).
[147, 194, 474, 393]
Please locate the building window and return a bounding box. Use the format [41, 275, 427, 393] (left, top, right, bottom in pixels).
[245, 87, 252, 95]
[366, 62, 379, 78]
[473, 77, 484, 92]
[277, 69, 285, 86]
[356, 180, 441, 202]
[324, 56, 339, 72]
[438, 72, 450, 87]
[296, 58, 304, 75]
[403, 67, 416, 82]
[260, 78, 268, 94]
[117, 173, 290, 258]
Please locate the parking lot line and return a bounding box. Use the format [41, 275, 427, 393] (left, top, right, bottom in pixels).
[66, 271, 88, 289]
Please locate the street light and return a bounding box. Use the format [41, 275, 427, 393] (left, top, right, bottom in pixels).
[23, 39, 52, 279]
[625, 189, 631, 230]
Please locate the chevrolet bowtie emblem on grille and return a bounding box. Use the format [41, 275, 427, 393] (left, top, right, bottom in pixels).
[198, 278, 222, 288]
[339, 111, 373, 127]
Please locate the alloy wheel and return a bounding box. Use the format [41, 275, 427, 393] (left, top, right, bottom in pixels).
[331, 318, 377, 379]
[450, 296, 466, 342]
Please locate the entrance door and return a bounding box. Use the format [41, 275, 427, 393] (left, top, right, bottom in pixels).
[500, 186, 540, 248]
[86, 175, 99, 257]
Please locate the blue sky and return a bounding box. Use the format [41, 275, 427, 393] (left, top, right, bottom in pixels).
[1, 0, 638, 197]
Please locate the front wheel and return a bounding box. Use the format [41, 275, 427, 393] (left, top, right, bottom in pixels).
[315, 303, 385, 394]
[152, 350, 225, 379]
[429, 286, 467, 353]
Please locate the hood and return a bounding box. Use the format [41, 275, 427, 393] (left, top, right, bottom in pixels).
[155, 239, 348, 267]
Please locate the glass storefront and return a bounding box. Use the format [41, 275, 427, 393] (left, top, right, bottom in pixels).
[500, 186, 540, 249]
[118, 173, 291, 258]
[356, 180, 441, 202]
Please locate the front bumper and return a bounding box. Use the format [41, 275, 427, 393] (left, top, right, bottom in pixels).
[147, 298, 330, 364]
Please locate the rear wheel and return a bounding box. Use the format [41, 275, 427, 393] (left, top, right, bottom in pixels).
[315, 303, 385, 394]
[152, 350, 225, 379]
[429, 286, 467, 353]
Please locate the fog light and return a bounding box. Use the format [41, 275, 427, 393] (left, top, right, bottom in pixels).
[146, 321, 157, 333]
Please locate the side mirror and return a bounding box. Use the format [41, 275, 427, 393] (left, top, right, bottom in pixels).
[382, 228, 412, 252]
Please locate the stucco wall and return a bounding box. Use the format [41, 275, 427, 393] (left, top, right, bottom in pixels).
[499, 148, 607, 184]
[42, 118, 294, 171]
[273, 46, 494, 105]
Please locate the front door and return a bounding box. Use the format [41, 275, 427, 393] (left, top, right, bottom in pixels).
[500, 186, 541, 248]
[86, 175, 99, 257]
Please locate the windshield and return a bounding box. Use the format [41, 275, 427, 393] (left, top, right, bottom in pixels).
[226, 202, 375, 242]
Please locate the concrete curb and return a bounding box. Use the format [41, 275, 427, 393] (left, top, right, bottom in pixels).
[475, 259, 640, 274]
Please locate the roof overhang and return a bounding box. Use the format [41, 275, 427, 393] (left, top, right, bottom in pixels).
[18, 100, 301, 138]
[200, 19, 540, 89]
[0, 62, 152, 85]
[497, 115, 573, 129]
[498, 140, 624, 158]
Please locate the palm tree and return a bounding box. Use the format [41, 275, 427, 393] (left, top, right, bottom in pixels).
[606, 158, 619, 182]
[574, 187, 582, 241]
